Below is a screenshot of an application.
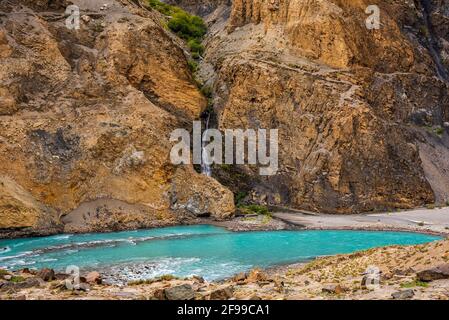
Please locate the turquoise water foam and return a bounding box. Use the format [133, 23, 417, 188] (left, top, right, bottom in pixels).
[0, 225, 441, 282]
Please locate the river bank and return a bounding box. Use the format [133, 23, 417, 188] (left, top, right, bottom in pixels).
[272, 206, 449, 236]
[1, 236, 448, 300]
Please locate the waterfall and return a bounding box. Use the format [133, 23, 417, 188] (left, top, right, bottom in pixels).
[201, 113, 212, 177]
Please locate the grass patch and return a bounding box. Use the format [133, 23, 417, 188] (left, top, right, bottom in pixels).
[234, 191, 248, 206]
[187, 59, 198, 72]
[10, 276, 25, 283]
[128, 274, 178, 286]
[239, 204, 271, 216]
[200, 85, 213, 99]
[0, 269, 9, 277]
[400, 280, 429, 288]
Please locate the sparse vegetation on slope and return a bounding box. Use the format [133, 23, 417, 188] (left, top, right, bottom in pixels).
[147, 0, 206, 59]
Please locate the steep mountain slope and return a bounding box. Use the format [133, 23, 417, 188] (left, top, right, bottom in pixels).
[184, 0, 449, 213]
[1, 0, 449, 238]
[0, 0, 234, 237]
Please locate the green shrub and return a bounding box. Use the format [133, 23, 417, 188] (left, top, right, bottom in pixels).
[200, 85, 213, 99]
[239, 204, 270, 216]
[10, 276, 25, 283]
[168, 12, 206, 40]
[400, 280, 428, 288]
[234, 191, 247, 205]
[191, 51, 200, 60]
[188, 39, 204, 56]
[147, 0, 182, 16]
[147, 0, 207, 64]
[187, 60, 198, 72]
[0, 269, 9, 277]
[435, 126, 444, 136]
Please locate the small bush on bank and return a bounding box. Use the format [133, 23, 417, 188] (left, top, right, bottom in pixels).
[239, 204, 271, 216]
[10, 276, 25, 283]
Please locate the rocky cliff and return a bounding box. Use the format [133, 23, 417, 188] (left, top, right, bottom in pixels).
[1, 0, 449, 238]
[0, 0, 234, 237]
[192, 0, 449, 213]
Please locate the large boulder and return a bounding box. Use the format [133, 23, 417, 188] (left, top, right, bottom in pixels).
[417, 264, 449, 282]
[163, 284, 196, 300]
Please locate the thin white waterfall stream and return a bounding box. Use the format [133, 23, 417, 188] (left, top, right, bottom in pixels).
[201, 114, 212, 176]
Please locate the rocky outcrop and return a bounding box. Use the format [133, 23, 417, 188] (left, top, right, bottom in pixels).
[0, 0, 234, 237]
[417, 264, 449, 281]
[194, 0, 449, 213]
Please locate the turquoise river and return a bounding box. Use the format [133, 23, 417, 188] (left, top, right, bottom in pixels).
[0, 225, 441, 283]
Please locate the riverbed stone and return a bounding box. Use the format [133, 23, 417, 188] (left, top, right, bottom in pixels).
[209, 286, 234, 300]
[232, 272, 247, 283]
[246, 269, 268, 283]
[37, 268, 55, 282]
[86, 271, 102, 284]
[392, 289, 415, 299]
[164, 284, 195, 300]
[322, 284, 344, 294]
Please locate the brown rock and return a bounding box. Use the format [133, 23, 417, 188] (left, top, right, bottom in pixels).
[392, 289, 415, 300]
[209, 286, 234, 300]
[322, 284, 344, 294]
[205, 0, 447, 214]
[164, 284, 195, 300]
[232, 272, 247, 283]
[54, 273, 70, 281]
[152, 288, 167, 300]
[85, 271, 102, 285]
[37, 268, 55, 282]
[246, 269, 268, 283]
[417, 264, 449, 282]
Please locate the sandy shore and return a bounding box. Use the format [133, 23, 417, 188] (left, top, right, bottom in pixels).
[272, 207, 449, 236]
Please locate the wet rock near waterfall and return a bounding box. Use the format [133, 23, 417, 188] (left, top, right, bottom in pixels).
[417, 264, 449, 282]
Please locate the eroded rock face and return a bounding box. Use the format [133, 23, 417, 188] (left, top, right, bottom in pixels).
[0, 0, 234, 237]
[194, 0, 449, 213]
